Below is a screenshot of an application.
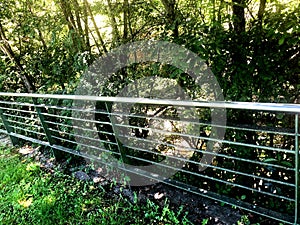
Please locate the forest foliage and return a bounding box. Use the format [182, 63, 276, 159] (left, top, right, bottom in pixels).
[0, 0, 299, 103]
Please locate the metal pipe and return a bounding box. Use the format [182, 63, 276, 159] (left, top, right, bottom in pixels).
[0, 92, 299, 113]
[295, 114, 299, 224]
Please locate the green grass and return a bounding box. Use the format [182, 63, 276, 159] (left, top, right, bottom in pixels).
[0, 146, 192, 225]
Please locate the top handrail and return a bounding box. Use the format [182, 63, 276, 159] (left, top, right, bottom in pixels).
[0, 92, 299, 113]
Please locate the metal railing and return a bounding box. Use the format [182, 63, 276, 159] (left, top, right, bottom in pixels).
[0, 92, 299, 224]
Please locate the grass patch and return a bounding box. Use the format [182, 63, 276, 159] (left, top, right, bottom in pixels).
[0, 146, 192, 225]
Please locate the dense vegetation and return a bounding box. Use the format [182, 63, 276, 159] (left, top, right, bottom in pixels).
[0, 0, 298, 102]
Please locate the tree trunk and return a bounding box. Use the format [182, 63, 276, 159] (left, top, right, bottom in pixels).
[36, 28, 47, 50]
[232, 0, 245, 34]
[0, 22, 35, 93]
[123, 0, 129, 41]
[27, 3, 47, 50]
[161, 0, 179, 38]
[72, 0, 84, 35]
[257, 0, 266, 22]
[59, 0, 84, 51]
[59, 0, 77, 31]
[106, 0, 121, 45]
[83, 0, 91, 52]
[231, 0, 246, 65]
[84, 0, 108, 53]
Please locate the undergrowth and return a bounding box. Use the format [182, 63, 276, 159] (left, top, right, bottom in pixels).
[0, 146, 192, 225]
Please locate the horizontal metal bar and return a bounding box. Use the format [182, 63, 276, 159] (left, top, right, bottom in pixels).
[40, 112, 111, 126]
[32, 105, 297, 141]
[0, 92, 299, 113]
[35, 104, 74, 112]
[2, 131, 50, 146]
[3, 113, 39, 122]
[45, 120, 115, 137]
[51, 144, 121, 165]
[120, 142, 295, 188]
[0, 128, 8, 134]
[225, 123, 294, 136]
[110, 149, 295, 201]
[0, 105, 37, 115]
[107, 111, 295, 136]
[10, 125, 46, 137]
[34, 102, 294, 137]
[48, 128, 118, 146]
[163, 179, 295, 224]
[115, 123, 295, 154]
[0, 100, 35, 107]
[51, 135, 80, 146]
[119, 134, 295, 171]
[6, 109, 292, 171]
[6, 119, 42, 130]
[51, 135, 121, 157]
[36, 103, 106, 114]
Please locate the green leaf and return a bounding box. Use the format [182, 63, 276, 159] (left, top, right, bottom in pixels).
[278, 37, 285, 45]
[276, 113, 284, 120]
[263, 158, 278, 163]
[241, 195, 246, 200]
[279, 161, 293, 168]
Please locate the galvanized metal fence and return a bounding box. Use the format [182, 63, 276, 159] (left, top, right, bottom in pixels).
[0, 92, 299, 224]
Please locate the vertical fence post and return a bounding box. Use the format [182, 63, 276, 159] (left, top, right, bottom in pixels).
[104, 102, 130, 165]
[32, 98, 61, 159]
[104, 101, 134, 189]
[0, 108, 19, 146]
[295, 114, 299, 225]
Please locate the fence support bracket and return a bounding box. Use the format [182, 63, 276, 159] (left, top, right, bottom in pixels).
[0, 108, 19, 146]
[33, 98, 62, 159]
